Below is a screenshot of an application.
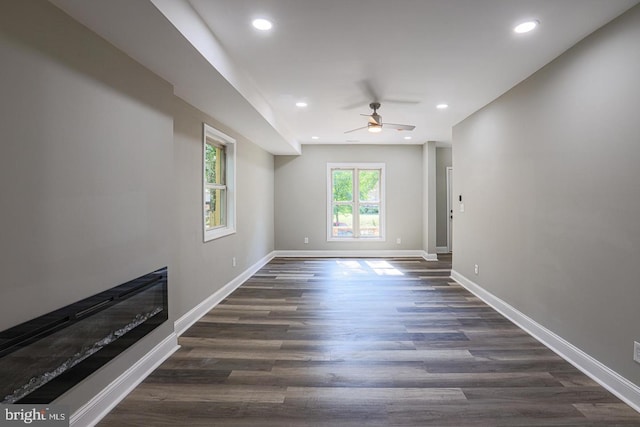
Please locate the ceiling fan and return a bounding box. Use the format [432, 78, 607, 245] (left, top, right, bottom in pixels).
[345, 102, 416, 134]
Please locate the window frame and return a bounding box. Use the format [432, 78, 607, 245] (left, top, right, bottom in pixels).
[203, 123, 236, 242]
[326, 162, 386, 242]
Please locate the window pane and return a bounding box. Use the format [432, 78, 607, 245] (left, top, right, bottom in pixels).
[205, 187, 226, 230]
[359, 170, 380, 202]
[205, 142, 226, 185]
[332, 170, 353, 201]
[359, 204, 380, 237]
[332, 204, 353, 237]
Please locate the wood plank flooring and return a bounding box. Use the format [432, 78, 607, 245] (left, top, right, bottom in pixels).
[99, 255, 640, 426]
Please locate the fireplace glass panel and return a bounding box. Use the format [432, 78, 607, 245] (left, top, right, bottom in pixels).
[0, 268, 167, 404]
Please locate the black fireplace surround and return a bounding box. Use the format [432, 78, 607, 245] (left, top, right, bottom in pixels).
[0, 267, 168, 404]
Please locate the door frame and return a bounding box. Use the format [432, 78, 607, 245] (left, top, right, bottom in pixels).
[446, 166, 453, 253]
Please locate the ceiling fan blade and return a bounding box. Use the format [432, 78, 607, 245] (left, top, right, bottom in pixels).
[341, 80, 380, 110]
[342, 99, 368, 110]
[383, 123, 415, 131]
[383, 98, 421, 105]
[344, 126, 369, 134]
[345, 78, 419, 108]
[359, 79, 380, 103]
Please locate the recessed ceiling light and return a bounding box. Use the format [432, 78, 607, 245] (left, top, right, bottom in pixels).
[252, 18, 273, 31]
[514, 20, 539, 34]
[436, 104, 448, 110]
[296, 101, 308, 108]
[404, 136, 412, 140]
[311, 136, 319, 140]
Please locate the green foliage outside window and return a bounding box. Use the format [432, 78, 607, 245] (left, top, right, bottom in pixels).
[331, 168, 381, 236]
[205, 143, 225, 185]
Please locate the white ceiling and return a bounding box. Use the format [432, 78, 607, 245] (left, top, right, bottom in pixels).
[50, 0, 638, 154]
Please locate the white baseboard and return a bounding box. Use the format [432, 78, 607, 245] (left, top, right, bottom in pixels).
[70, 333, 179, 427]
[274, 249, 428, 258]
[174, 251, 276, 336]
[422, 251, 439, 261]
[436, 246, 450, 254]
[451, 269, 640, 413]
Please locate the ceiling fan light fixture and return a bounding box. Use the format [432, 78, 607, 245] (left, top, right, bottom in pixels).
[368, 123, 382, 133]
[344, 102, 414, 134]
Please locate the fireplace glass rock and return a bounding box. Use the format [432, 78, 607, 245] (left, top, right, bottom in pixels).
[0, 268, 167, 404]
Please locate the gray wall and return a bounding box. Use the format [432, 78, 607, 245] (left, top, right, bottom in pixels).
[453, 4, 640, 386]
[172, 97, 274, 321]
[275, 145, 423, 251]
[436, 147, 452, 248]
[0, 0, 174, 411]
[0, 0, 275, 413]
[0, 0, 173, 330]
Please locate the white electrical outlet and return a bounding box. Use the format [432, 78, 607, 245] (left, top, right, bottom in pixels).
[232, 257, 237, 267]
[304, 237, 309, 244]
[474, 264, 479, 275]
[634, 341, 640, 364]
[396, 238, 401, 245]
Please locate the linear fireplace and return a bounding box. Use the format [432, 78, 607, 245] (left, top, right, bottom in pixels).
[0, 268, 168, 404]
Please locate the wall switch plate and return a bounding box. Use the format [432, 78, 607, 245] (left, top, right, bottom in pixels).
[634, 341, 640, 364]
[460, 203, 465, 213]
[304, 237, 309, 244]
[396, 238, 401, 244]
[232, 257, 237, 267]
[474, 264, 479, 275]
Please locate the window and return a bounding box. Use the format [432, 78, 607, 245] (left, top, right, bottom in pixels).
[203, 124, 235, 242]
[327, 163, 385, 241]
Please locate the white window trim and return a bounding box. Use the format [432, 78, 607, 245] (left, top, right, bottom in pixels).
[326, 162, 386, 242]
[203, 123, 236, 242]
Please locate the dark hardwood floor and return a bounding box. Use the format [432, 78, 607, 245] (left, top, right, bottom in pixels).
[99, 255, 640, 426]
